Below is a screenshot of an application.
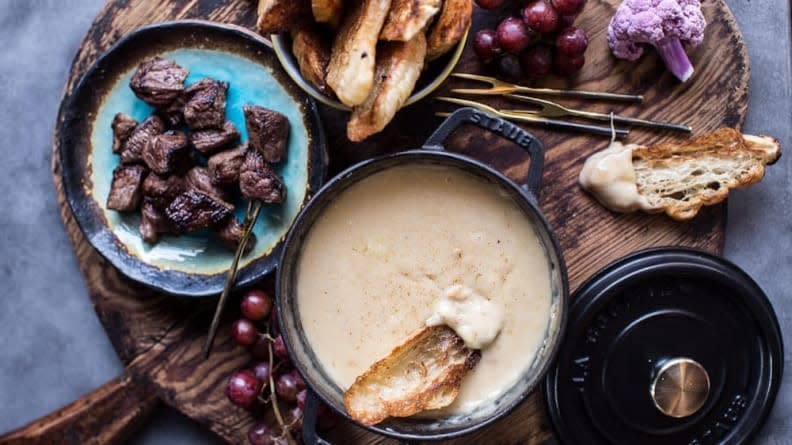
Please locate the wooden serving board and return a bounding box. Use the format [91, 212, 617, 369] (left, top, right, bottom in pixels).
[1, 0, 749, 444]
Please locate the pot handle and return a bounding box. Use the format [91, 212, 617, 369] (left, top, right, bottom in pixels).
[302, 390, 420, 445]
[422, 107, 545, 198]
[302, 390, 331, 445]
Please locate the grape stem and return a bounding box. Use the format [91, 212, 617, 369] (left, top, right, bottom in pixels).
[268, 323, 297, 445]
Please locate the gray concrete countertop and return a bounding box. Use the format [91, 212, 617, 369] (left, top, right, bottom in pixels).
[0, 1, 789, 444]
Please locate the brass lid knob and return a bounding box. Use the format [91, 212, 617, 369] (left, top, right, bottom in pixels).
[650, 358, 710, 418]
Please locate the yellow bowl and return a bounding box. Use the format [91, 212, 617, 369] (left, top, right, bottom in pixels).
[271, 31, 468, 111]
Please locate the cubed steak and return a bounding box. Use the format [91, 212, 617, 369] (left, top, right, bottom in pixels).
[240, 150, 286, 204]
[183, 78, 228, 130]
[129, 57, 188, 107]
[214, 217, 257, 253]
[243, 105, 290, 163]
[139, 199, 173, 244]
[207, 144, 247, 187]
[111, 113, 137, 154]
[185, 166, 230, 202]
[165, 190, 234, 233]
[142, 130, 190, 175]
[190, 121, 240, 155]
[121, 115, 165, 164]
[107, 164, 147, 211]
[158, 92, 188, 127]
[143, 173, 184, 209]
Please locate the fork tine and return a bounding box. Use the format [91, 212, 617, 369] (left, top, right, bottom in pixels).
[436, 96, 500, 114]
[450, 73, 499, 86]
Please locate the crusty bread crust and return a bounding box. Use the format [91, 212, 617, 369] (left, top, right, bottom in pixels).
[632, 128, 781, 221]
[257, 0, 311, 34]
[426, 0, 472, 60]
[381, 0, 442, 41]
[326, 0, 393, 107]
[343, 325, 480, 426]
[348, 33, 427, 142]
[312, 0, 345, 27]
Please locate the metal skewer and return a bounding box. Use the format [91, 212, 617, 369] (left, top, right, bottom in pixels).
[504, 94, 691, 132]
[436, 97, 629, 138]
[450, 73, 644, 103]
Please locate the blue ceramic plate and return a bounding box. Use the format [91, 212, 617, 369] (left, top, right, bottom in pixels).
[58, 21, 327, 297]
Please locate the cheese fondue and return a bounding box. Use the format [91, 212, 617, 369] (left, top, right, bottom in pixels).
[296, 165, 553, 415]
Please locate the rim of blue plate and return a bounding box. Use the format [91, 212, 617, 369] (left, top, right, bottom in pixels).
[57, 20, 327, 297]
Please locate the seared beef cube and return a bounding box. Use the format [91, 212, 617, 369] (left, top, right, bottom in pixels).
[185, 166, 229, 202]
[190, 121, 240, 155]
[129, 57, 188, 107]
[111, 113, 137, 154]
[214, 217, 256, 253]
[142, 130, 189, 175]
[121, 116, 165, 164]
[165, 190, 233, 233]
[240, 150, 286, 203]
[243, 105, 289, 163]
[207, 144, 246, 187]
[183, 78, 228, 130]
[139, 199, 173, 244]
[143, 173, 184, 209]
[158, 92, 188, 127]
[107, 164, 147, 211]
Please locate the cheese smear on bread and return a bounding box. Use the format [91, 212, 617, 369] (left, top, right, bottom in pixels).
[579, 142, 658, 213]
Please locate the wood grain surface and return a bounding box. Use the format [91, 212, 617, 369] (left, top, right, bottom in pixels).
[27, 0, 750, 443]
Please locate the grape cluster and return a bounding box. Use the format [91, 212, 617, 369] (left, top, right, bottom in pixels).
[226, 290, 334, 445]
[473, 0, 589, 78]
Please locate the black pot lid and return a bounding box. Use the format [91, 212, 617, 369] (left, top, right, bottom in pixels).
[544, 248, 783, 445]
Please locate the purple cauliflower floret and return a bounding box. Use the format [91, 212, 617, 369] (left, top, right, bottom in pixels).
[607, 0, 706, 82]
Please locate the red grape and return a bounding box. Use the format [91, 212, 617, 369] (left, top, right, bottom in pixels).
[276, 373, 299, 402]
[226, 370, 262, 408]
[555, 26, 588, 56]
[247, 421, 277, 445]
[497, 17, 533, 53]
[253, 362, 272, 383]
[249, 334, 269, 360]
[273, 335, 289, 361]
[475, 0, 506, 9]
[558, 13, 577, 28]
[285, 405, 304, 430]
[522, 1, 559, 34]
[473, 29, 502, 61]
[296, 389, 307, 410]
[553, 52, 585, 76]
[498, 53, 524, 78]
[290, 369, 306, 391]
[551, 0, 584, 16]
[232, 319, 258, 346]
[241, 290, 273, 321]
[520, 44, 553, 77]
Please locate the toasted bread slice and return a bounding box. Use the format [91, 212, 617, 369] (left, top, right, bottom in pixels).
[426, 0, 472, 60]
[312, 0, 345, 27]
[257, 0, 310, 34]
[633, 128, 781, 220]
[380, 0, 442, 41]
[347, 33, 427, 142]
[343, 325, 481, 426]
[326, 0, 393, 107]
[292, 26, 332, 95]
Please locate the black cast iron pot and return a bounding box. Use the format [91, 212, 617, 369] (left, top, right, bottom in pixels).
[277, 108, 569, 443]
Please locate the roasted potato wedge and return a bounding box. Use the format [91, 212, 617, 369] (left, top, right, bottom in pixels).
[326, 0, 393, 107]
[292, 26, 332, 95]
[257, 0, 311, 34]
[312, 0, 345, 27]
[347, 33, 426, 142]
[380, 0, 442, 42]
[426, 0, 472, 60]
